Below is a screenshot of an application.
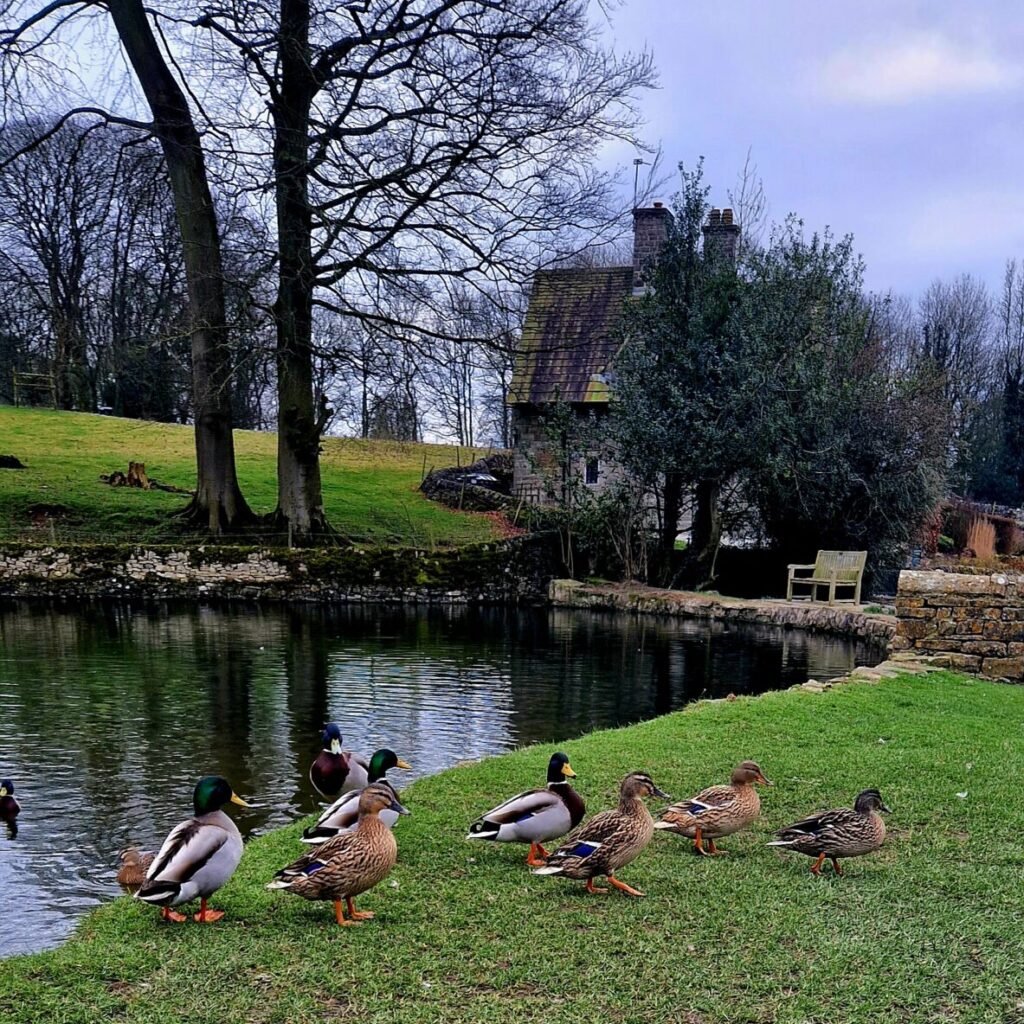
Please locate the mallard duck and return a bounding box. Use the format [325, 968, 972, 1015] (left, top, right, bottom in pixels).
[768, 788, 890, 875]
[302, 749, 412, 843]
[116, 848, 155, 893]
[0, 779, 20, 825]
[310, 723, 370, 798]
[467, 752, 585, 866]
[654, 760, 772, 855]
[533, 771, 669, 896]
[135, 776, 248, 922]
[268, 783, 409, 926]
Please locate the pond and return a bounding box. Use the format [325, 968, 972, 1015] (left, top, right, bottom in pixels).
[0, 600, 884, 957]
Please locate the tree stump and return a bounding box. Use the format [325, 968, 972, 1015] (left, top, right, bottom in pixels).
[126, 462, 152, 489]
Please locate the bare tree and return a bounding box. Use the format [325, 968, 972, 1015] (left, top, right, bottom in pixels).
[191, 0, 655, 539]
[1, 0, 254, 532]
[917, 274, 992, 482]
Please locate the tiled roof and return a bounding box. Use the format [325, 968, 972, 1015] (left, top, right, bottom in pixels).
[508, 266, 632, 406]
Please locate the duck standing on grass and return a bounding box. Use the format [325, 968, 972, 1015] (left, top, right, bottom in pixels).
[466, 752, 585, 866]
[0, 779, 20, 827]
[533, 772, 669, 897]
[769, 788, 890, 875]
[116, 848, 155, 893]
[310, 723, 370, 798]
[302, 748, 413, 843]
[269, 783, 409, 927]
[135, 776, 248, 922]
[655, 760, 772, 856]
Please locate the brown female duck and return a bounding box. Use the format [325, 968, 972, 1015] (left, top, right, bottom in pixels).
[116, 848, 155, 893]
[655, 760, 772, 855]
[769, 788, 890, 875]
[533, 772, 669, 897]
[268, 783, 409, 926]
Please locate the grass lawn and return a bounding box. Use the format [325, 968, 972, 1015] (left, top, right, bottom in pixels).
[0, 407, 500, 547]
[1, 671, 1021, 1023]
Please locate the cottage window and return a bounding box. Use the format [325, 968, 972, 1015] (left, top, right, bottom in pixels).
[585, 457, 599, 485]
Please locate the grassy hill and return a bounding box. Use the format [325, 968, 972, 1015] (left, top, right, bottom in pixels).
[1, 671, 1021, 1023]
[0, 407, 501, 547]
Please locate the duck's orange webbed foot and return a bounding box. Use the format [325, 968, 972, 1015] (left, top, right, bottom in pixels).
[707, 839, 727, 856]
[161, 907, 187, 923]
[585, 878, 608, 894]
[830, 858, 843, 876]
[809, 853, 826, 876]
[193, 898, 225, 923]
[333, 900, 359, 927]
[607, 875, 645, 898]
[693, 826, 709, 856]
[346, 897, 375, 921]
[525, 842, 548, 868]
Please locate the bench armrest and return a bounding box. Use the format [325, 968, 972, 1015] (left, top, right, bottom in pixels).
[787, 564, 816, 571]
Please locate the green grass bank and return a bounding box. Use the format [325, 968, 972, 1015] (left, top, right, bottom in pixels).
[0, 407, 499, 547]
[1, 672, 1020, 1023]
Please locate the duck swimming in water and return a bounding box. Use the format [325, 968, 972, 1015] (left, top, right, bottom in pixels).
[310, 724, 369, 798]
[0, 780, 20, 827]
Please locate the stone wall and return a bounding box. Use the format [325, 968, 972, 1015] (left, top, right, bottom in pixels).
[510, 406, 629, 506]
[0, 534, 561, 605]
[550, 579, 896, 643]
[893, 569, 1024, 680]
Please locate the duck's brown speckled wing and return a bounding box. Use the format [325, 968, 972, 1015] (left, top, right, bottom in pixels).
[544, 808, 639, 877]
[772, 807, 883, 857]
[273, 825, 397, 900]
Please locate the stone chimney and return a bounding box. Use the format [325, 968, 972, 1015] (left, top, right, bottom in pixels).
[632, 202, 672, 293]
[702, 207, 741, 264]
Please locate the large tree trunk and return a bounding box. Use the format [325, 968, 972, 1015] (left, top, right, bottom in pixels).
[687, 478, 722, 589]
[106, 0, 252, 533]
[271, 0, 329, 542]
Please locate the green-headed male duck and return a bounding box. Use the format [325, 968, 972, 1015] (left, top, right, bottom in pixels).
[135, 776, 248, 922]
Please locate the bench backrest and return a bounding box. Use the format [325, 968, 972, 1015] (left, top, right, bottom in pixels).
[813, 550, 867, 581]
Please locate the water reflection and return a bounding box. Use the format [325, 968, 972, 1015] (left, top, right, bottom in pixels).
[0, 600, 882, 956]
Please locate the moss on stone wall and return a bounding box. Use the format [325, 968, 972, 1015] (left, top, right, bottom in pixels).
[0, 534, 562, 604]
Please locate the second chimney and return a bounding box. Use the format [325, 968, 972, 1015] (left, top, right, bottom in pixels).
[702, 207, 741, 264]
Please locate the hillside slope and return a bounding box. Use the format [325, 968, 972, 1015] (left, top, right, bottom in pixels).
[0, 407, 500, 547]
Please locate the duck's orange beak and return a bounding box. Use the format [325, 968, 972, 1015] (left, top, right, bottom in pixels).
[397, 759, 413, 771]
[756, 773, 773, 787]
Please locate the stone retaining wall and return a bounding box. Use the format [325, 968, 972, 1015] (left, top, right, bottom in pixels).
[893, 569, 1024, 680]
[0, 534, 560, 605]
[549, 579, 896, 643]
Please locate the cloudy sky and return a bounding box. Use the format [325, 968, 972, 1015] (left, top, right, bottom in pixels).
[603, 1, 1024, 296]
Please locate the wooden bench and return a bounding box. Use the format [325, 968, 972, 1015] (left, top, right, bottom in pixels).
[786, 550, 867, 605]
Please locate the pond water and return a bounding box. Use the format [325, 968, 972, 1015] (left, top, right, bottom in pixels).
[0, 600, 883, 957]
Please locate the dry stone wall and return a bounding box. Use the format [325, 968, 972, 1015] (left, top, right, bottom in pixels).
[0, 535, 560, 605]
[893, 569, 1024, 680]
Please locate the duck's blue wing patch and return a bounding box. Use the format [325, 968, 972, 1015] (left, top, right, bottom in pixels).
[565, 840, 601, 859]
[303, 861, 327, 876]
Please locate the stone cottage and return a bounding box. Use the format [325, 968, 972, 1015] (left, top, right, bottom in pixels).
[508, 204, 740, 504]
